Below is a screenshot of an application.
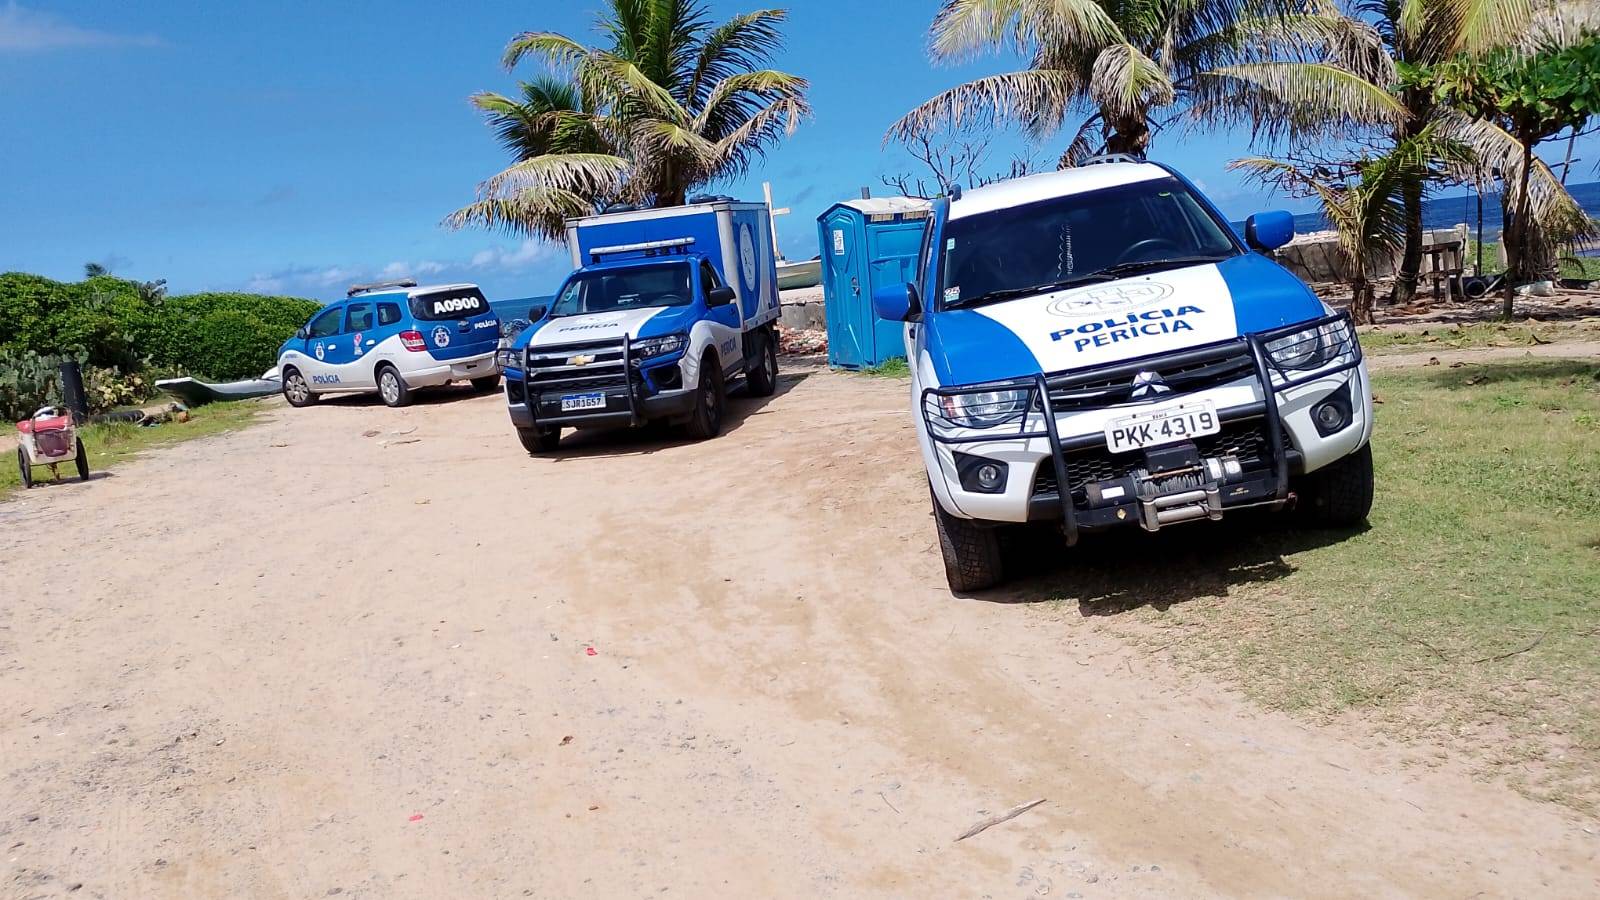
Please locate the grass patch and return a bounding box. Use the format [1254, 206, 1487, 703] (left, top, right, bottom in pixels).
[1361, 320, 1599, 355]
[2, 399, 267, 499]
[859, 357, 911, 378]
[1465, 240, 1600, 280]
[1031, 360, 1600, 811]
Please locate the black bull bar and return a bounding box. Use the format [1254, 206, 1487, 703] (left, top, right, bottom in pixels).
[920, 311, 1363, 546]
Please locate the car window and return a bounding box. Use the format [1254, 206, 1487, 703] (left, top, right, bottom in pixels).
[548, 263, 693, 317]
[377, 302, 403, 326]
[306, 306, 343, 339]
[699, 261, 722, 298]
[345, 303, 374, 333]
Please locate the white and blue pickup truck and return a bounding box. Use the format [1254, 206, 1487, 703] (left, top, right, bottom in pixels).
[498, 199, 782, 453]
[874, 157, 1374, 591]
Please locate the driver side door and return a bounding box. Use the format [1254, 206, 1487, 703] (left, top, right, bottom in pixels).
[299, 305, 345, 385]
[699, 260, 741, 375]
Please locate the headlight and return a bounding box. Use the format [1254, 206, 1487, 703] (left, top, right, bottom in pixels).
[1265, 319, 1353, 371]
[495, 348, 522, 369]
[936, 388, 1030, 429]
[632, 333, 688, 361]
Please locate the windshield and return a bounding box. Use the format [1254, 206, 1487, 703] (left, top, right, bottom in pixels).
[939, 176, 1238, 310]
[549, 262, 693, 318]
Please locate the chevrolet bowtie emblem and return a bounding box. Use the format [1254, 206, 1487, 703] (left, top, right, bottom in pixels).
[568, 354, 595, 366]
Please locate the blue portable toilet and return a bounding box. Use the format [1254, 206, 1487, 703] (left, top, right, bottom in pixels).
[817, 197, 931, 369]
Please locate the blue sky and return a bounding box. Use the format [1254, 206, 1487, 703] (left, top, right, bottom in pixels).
[2, 0, 1596, 302]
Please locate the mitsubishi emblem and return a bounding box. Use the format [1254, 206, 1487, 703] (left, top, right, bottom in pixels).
[1130, 370, 1171, 399]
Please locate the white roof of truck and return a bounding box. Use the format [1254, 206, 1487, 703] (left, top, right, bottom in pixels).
[948, 162, 1168, 220]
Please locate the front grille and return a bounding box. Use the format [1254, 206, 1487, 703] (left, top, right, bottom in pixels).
[1033, 418, 1286, 497]
[523, 338, 634, 395]
[1046, 341, 1255, 412]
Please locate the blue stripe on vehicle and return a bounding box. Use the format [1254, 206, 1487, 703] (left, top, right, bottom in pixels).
[922, 309, 1042, 386]
[1213, 253, 1325, 334]
[633, 306, 690, 339]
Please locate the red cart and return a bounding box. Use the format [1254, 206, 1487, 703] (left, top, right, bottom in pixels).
[15, 407, 88, 488]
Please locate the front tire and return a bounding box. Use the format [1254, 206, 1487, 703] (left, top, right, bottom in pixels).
[377, 365, 412, 408]
[746, 330, 778, 398]
[17, 447, 32, 489]
[1295, 443, 1374, 527]
[471, 374, 502, 393]
[517, 426, 560, 454]
[931, 486, 1004, 592]
[282, 367, 316, 408]
[684, 356, 725, 440]
[75, 438, 89, 481]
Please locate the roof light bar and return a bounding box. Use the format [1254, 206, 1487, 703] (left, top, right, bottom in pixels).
[589, 237, 696, 262]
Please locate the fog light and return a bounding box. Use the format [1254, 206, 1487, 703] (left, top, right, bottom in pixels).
[953, 452, 1008, 493]
[1314, 401, 1347, 432]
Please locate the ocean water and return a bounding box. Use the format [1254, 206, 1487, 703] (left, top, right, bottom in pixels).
[1270, 180, 1600, 242]
[490, 296, 554, 320]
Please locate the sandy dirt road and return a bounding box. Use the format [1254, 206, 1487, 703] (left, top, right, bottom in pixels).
[2, 363, 1597, 899]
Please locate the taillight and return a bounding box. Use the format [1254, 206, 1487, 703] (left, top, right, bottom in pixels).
[400, 331, 427, 352]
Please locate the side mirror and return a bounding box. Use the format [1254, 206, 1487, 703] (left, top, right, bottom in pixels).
[872, 282, 922, 322]
[1245, 210, 1295, 251]
[707, 285, 736, 307]
[525, 304, 548, 321]
[294, 327, 308, 340]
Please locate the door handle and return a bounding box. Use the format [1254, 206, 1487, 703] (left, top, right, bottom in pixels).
[365, 340, 375, 346]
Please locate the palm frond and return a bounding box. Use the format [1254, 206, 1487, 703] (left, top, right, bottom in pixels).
[1438, 112, 1600, 241]
[928, 0, 1124, 63]
[1089, 43, 1175, 121]
[502, 31, 590, 72]
[442, 189, 597, 241]
[1057, 114, 1103, 167]
[687, 9, 787, 106]
[479, 152, 631, 202]
[886, 68, 1081, 144]
[1188, 62, 1406, 142]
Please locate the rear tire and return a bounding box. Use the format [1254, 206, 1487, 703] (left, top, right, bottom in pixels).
[75, 438, 89, 481]
[377, 365, 412, 408]
[517, 426, 560, 454]
[17, 447, 32, 489]
[1295, 442, 1374, 527]
[471, 374, 502, 393]
[746, 329, 778, 397]
[931, 486, 1004, 592]
[282, 367, 316, 408]
[684, 356, 725, 440]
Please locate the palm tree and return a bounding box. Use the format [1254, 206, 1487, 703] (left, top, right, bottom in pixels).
[447, 1, 810, 241]
[888, 0, 1404, 166]
[83, 262, 108, 278]
[1231, 125, 1471, 324]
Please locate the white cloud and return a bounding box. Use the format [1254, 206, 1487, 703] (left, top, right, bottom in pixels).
[470, 240, 558, 271]
[0, 2, 166, 51]
[237, 239, 565, 298]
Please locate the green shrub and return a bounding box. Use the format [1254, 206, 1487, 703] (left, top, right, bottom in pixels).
[0, 273, 323, 381]
[0, 349, 83, 421]
[136, 292, 322, 379]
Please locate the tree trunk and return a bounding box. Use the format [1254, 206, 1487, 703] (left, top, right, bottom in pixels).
[1349, 274, 1374, 325]
[1501, 136, 1535, 321]
[1391, 176, 1423, 306]
[1103, 115, 1151, 158]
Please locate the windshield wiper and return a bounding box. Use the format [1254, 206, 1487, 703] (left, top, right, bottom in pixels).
[1090, 253, 1233, 279]
[946, 254, 1233, 310]
[948, 272, 1119, 309]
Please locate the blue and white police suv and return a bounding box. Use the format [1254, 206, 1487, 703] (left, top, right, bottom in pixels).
[278, 280, 502, 408]
[873, 157, 1374, 591]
